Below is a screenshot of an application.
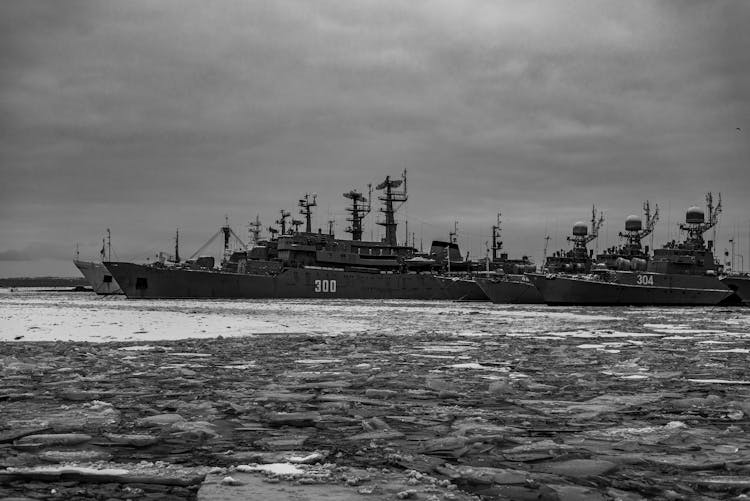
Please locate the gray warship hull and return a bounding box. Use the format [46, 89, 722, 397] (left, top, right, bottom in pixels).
[475, 275, 543, 304]
[721, 275, 750, 305]
[73, 260, 123, 295]
[528, 271, 732, 306]
[105, 262, 488, 300]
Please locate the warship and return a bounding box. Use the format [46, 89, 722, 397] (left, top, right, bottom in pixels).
[105, 173, 487, 300]
[529, 194, 733, 306]
[473, 213, 541, 304]
[475, 207, 604, 304]
[73, 230, 123, 295]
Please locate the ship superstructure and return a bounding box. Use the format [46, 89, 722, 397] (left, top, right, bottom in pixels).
[544, 205, 605, 273]
[529, 194, 732, 306]
[105, 174, 487, 300]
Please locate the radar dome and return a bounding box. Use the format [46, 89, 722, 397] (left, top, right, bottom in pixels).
[625, 215, 642, 231]
[685, 206, 704, 224]
[572, 221, 588, 236]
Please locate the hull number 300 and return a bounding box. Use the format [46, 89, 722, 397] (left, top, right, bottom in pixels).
[314, 279, 337, 293]
[636, 274, 654, 286]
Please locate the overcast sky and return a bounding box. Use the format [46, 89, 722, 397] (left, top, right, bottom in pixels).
[2, 0, 749, 276]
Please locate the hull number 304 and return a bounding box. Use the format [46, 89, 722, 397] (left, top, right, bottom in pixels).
[636, 274, 654, 286]
[314, 279, 337, 293]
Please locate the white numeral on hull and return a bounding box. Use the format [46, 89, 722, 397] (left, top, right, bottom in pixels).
[314, 279, 337, 293]
[636, 274, 654, 285]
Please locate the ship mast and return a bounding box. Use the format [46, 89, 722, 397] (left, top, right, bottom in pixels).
[584, 205, 605, 245]
[376, 170, 408, 246]
[174, 228, 180, 263]
[106, 228, 112, 261]
[344, 185, 371, 241]
[298, 193, 317, 233]
[491, 213, 502, 261]
[276, 209, 291, 235]
[642, 201, 660, 239]
[221, 216, 231, 258]
[248, 215, 262, 244]
[449, 221, 458, 244]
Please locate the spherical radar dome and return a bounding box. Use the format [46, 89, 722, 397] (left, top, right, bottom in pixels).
[572, 221, 588, 236]
[685, 206, 704, 224]
[625, 215, 642, 231]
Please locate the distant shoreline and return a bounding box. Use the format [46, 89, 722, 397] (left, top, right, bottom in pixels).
[0, 277, 88, 288]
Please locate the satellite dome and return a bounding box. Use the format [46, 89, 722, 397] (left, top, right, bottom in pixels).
[572, 221, 588, 236]
[625, 215, 642, 231]
[685, 206, 704, 224]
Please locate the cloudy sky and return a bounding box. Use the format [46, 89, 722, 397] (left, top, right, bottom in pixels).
[1, 0, 749, 276]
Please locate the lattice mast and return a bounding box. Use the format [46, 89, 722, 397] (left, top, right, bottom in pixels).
[248, 215, 262, 244]
[298, 193, 317, 233]
[491, 213, 502, 261]
[344, 185, 372, 241]
[585, 205, 605, 245]
[376, 170, 408, 246]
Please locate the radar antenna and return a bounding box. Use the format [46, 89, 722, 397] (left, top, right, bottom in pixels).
[376, 170, 408, 246]
[298, 193, 317, 233]
[344, 185, 371, 241]
[679, 192, 722, 245]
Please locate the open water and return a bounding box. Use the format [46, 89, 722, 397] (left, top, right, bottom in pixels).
[1, 288, 749, 350]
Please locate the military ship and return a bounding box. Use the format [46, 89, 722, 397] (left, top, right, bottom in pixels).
[473, 213, 541, 304]
[105, 173, 488, 301]
[475, 207, 604, 304]
[73, 230, 123, 295]
[529, 194, 733, 306]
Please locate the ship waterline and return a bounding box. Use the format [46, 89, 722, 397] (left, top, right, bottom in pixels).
[529, 271, 732, 306]
[474, 275, 543, 304]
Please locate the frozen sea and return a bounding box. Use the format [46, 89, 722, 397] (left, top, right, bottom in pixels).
[2, 288, 750, 347]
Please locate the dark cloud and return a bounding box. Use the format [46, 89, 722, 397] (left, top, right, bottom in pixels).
[1, 0, 749, 275]
[0, 242, 73, 262]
